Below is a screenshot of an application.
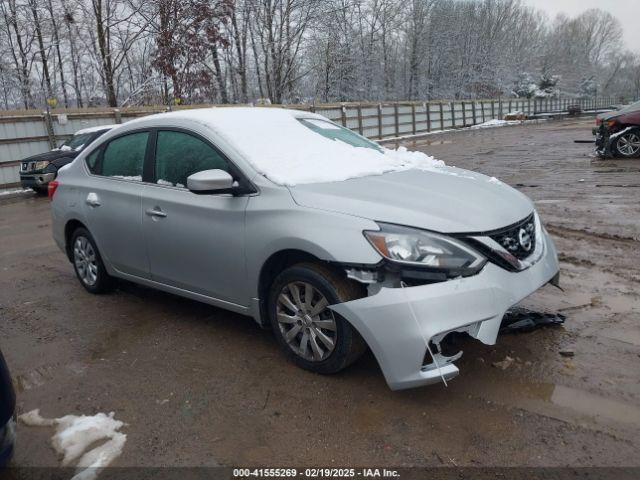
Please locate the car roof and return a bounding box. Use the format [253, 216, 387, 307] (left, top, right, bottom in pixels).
[75, 124, 119, 135]
[122, 106, 319, 129]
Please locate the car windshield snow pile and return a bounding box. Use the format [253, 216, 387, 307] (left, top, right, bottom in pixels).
[184, 108, 445, 186]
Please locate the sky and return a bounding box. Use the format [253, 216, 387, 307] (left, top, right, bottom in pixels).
[523, 0, 640, 52]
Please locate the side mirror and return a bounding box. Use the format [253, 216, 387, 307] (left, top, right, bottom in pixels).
[187, 169, 235, 194]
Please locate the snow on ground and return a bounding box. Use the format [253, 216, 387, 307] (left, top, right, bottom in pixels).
[471, 118, 522, 129]
[20, 409, 127, 480]
[0, 188, 31, 196]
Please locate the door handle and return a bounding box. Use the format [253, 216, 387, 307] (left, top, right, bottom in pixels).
[86, 192, 101, 207]
[145, 207, 167, 218]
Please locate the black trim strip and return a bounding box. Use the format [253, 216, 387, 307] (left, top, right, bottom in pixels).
[450, 212, 535, 238]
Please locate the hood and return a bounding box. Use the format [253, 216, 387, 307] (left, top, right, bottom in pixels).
[597, 110, 619, 121]
[597, 101, 640, 121]
[22, 149, 79, 163]
[288, 167, 534, 233]
[0, 349, 15, 425]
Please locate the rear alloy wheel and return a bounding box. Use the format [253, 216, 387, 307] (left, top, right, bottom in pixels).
[268, 263, 366, 375]
[71, 227, 114, 294]
[613, 129, 640, 158]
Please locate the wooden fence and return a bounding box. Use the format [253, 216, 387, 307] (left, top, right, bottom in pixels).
[0, 96, 617, 187]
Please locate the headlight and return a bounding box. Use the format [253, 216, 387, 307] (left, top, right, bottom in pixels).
[34, 160, 50, 170]
[364, 223, 486, 276]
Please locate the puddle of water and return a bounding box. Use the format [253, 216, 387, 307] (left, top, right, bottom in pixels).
[602, 329, 640, 347]
[472, 379, 640, 432]
[550, 385, 640, 427]
[601, 295, 640, 314]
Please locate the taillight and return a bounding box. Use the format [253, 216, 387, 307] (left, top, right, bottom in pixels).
[48, 180, 59, 200]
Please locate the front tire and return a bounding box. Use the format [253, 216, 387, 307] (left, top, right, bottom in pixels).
[267, 262, 367, 375]
[70, 227, 114, 294]
[612, 128, 640, 158]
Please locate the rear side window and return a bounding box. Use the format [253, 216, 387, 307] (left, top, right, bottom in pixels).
[154, 130, 230, 188]
[101, 132, 149, 181]
[85, 149, 100, 174]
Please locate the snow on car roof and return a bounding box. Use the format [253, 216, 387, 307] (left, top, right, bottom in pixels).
[75, 124, 118, 135]
[136, 107, 445, 186]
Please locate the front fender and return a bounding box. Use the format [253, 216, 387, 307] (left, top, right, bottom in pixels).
[244, 188, 381, 302]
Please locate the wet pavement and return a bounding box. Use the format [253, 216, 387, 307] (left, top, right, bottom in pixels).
[1, 118, 639, 467]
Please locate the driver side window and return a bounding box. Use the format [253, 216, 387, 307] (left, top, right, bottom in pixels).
[154, 130, 230, 188]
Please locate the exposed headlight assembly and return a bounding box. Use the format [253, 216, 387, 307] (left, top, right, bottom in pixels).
[364, 223, 487, 277]
[34, 160, 50, 170]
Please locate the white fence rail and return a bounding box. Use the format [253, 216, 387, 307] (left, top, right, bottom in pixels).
[0, 96, 617, 187]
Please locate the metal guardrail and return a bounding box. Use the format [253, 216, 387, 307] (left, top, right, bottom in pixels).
[0, 96, 617, 187]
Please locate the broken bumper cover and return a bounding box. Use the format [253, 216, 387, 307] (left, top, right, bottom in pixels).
[330, 230, 559, 390]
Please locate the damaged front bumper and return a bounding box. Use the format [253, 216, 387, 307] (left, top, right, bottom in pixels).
[330, 230, 559, 390]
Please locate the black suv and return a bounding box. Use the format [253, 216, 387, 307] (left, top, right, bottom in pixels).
[0, 348, 15, 466]
[20, 125, 115, 193]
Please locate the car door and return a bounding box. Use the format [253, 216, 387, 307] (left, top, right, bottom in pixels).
[82, 130, 151, 278]
[142, 129, 249, 305]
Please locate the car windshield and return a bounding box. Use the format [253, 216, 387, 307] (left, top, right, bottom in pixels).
[62, 132, 95, 151]
[298, 118, 382, 152]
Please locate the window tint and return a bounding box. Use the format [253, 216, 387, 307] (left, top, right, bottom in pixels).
[85, 149, 100, 174]
[155, 130, 230, 188]
[101, 132, 148, 181]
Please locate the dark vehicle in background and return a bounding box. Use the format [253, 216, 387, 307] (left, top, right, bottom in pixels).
[0, 348, 15, 466]
[20, 125, 115, 193]
[594, 100, 640, 158]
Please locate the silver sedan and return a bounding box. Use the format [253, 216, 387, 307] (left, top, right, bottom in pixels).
[50, 107, 559, 390]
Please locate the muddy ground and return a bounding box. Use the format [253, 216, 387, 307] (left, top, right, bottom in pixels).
[0, 118, 639, 468]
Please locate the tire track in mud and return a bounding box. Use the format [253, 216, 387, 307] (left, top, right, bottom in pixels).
[546, 224, 640, 244]
[546, 224, 640, 284]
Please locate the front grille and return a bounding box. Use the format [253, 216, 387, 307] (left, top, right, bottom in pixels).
[489, 213, 536, 260]
[21, 162, 38, 173]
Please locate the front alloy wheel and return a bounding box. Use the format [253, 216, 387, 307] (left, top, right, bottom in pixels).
[276, 281, 337, 362]
[268, 263, 366, 375]
[614, 130, 640, 158]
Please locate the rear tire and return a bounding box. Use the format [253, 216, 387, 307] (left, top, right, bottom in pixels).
[70, 227, 114, 294]
[267, 262, 367, 375]
[611, 128, 640, 158]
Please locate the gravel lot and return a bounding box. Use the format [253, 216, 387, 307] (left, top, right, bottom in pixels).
[1, 117, 639, 468]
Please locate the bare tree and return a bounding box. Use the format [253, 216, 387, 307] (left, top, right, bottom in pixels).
[0, 0, 636, 109]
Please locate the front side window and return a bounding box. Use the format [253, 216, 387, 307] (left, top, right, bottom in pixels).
[101, 132, 148, 181]
[154, 130, 230, 188]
